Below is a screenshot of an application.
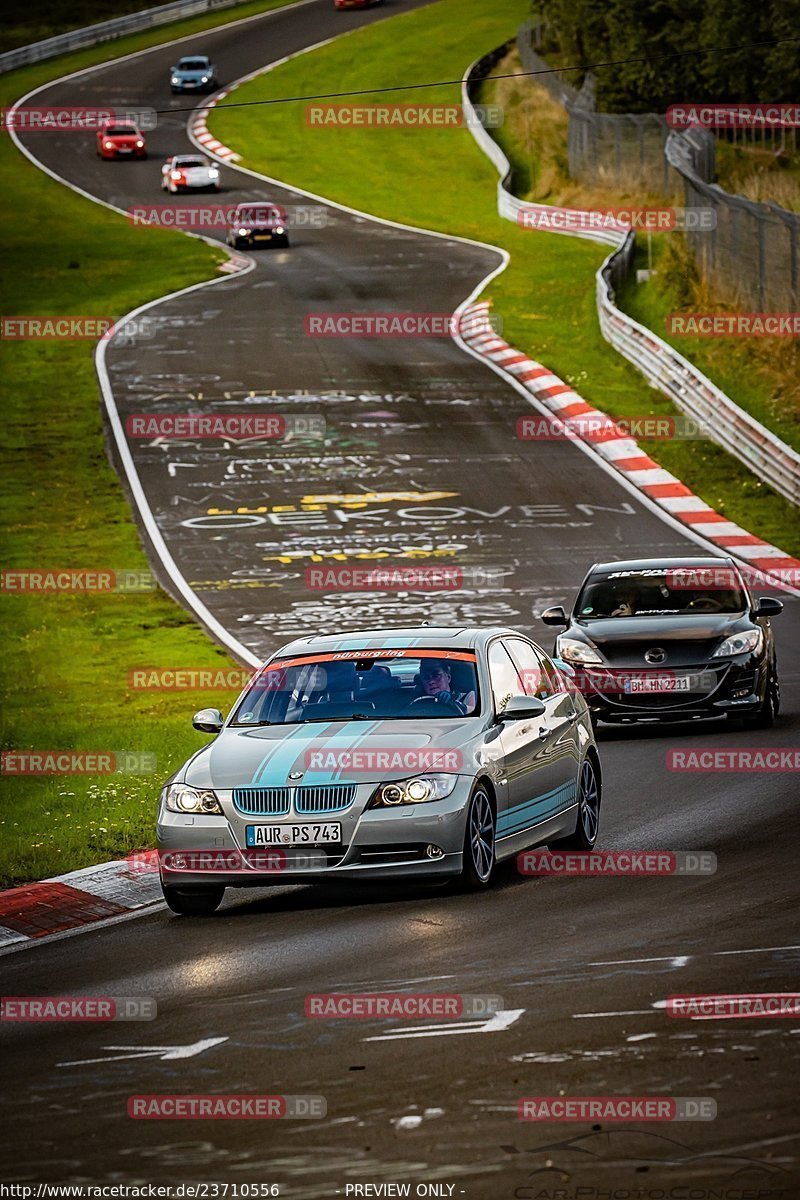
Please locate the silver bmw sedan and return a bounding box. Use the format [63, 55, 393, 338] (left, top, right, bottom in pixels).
[157, 625, 602, 914]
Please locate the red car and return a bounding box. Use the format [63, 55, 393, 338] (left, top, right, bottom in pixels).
[96, 122, 147, 160]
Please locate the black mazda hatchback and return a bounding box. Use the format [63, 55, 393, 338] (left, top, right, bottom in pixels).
[541, 557, 782, 727]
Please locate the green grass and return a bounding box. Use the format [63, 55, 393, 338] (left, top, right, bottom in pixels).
[209, 0, 800, 556]
[0, 1, 302, 887]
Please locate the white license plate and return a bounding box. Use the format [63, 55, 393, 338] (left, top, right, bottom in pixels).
[625, 676, 692, 694]
[246, 823, 342, 847]
[117, 147, 132, 153]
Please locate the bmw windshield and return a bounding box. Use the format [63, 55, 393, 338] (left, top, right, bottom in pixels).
[230, 650, 480, 724]
[576, 568, 747, 619]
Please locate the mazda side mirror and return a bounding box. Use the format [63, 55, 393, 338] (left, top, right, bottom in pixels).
[192, 708, 224, 734]
[753, 597, 783, 618]
[541, 606, 569, 626]
[499, 695, 546, 721]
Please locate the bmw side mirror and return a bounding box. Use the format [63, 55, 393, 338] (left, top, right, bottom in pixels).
[754, 597, 783, 618]
[541, 606, 568, 626]
[499, 695, 546, 721]
[192, 708, 224, 734]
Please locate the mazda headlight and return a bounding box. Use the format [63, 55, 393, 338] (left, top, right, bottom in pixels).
[369, 774, 458, 808]
[162, 784, 222, 814]
[557, 636, 604, 666]
[171, 76, 180, 84]
[201, 76, 209, 83]
[238, 227, 250, 236]
[712, 628, 762, 658]
[274, 226, 285, 234]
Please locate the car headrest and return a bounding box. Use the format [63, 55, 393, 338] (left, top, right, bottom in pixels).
[359, 664, 398, 692]
[320, 661, 358, 695]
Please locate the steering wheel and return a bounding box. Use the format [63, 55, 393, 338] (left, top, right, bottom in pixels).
[404, 696, 464, 717]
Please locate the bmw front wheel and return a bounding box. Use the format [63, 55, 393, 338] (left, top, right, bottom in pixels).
[459, 786, 496, 890]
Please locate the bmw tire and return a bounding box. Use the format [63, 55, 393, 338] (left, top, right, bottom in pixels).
[549, 757, 601, 852]
[458, 785, 496, 890]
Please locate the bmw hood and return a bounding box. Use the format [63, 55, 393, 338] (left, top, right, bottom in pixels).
[182, 718, 483, 790]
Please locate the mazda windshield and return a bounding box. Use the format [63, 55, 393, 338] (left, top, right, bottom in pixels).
[576, 569, 747, 619]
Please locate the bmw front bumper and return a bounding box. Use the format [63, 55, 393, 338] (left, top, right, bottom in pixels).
[157, 778, 475, 887]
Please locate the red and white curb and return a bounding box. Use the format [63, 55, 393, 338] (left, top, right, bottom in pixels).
[459, 301, 800, 594]
[0, 857, 163, 950]
[191, 88, 241, 161]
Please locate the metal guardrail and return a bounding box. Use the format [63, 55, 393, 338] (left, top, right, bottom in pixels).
[0, 0, 248, 74]
[462, 49, 800, 507]
[597, 244, 800, 506]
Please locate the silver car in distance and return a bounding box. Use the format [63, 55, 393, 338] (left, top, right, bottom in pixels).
[157, 626, 602, 914]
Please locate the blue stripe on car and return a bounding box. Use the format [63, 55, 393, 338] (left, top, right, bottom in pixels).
[497, 779, 577, 836]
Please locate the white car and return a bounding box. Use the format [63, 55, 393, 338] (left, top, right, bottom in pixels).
[161, 154, 220, 193]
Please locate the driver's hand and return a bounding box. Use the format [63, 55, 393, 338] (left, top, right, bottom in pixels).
[437, 690, 453, 703]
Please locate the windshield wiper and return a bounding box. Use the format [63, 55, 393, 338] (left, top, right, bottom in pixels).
[300, 713, 375, 722]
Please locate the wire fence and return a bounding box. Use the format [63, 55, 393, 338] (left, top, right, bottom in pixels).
[516, 18, 800, 310]
[666, 130, 799, 310]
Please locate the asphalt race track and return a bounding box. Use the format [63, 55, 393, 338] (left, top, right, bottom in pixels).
[4, 0, 800, 1194]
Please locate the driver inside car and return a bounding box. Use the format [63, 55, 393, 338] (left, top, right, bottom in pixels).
[419, 659, 476, 715]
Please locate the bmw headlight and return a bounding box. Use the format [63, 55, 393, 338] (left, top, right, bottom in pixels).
[161, 784, 222, 814]
[274, 226, 285, 234]
[557, 636, 604, 666]
[369, 774, 458, 808]
[712, 628, 763, 658]
[238, 227, 250, 236]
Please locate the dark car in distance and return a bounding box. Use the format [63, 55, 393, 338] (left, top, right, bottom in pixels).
[541, 557, 782, 727]
[226, 203, 290, 249]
